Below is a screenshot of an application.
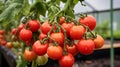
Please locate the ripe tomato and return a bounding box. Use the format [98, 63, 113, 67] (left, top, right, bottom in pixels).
[94, 35, 104, 48]
[77, 39, 95, 55]
[66, 44, 78, 56]
[41, 22, 51, 34]
[32, 40, 48, 56]
[70, 25, 86, 40]
[79, 15, 96, 30]
[59, 53, 74, 67]
[5, 42, 13, 49]
[59, 16, 66, 24]
[24, 48, 37, 62]
[0, 30, 4, 35]
[39, 32, 47, 40]
[62, 22, 74, 36]
[50, 32, 64, 47]
[19, 29, 32, 41]
[17, 23, 25, 33]
[47, 45, 63, 60]
[12, 28, 17, 35]
[0, 35, 3, 39]
[28, 20, 40, 32]
[36, 54, 48, 66]
[0, 40, 7, 46]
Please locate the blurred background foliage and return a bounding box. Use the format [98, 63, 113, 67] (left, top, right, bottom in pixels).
[95, 20, 120, 39]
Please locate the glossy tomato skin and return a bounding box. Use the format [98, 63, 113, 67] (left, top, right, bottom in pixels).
[50, 32, 64, 47]
[12, 28, 17, 35]
[41, 22, 51, 34]
[17, 23, 25, 33]
[79, 15, 96, 30]
[19, 29, 32, 41]
[28, 20, 40, 32]
[47, 45, 63, 60]
[59, 16, 66, 24]
[94, 35, 104, 48]
[62, 22, 74, 36]
[70, 25, 86, 40]
[5, 42, 13, 49]
[59, 53, 74, 67]
[24, 48, 37, 62]
[32, 40, 48, 56]
[0, 30, 4, 35]
[39, 32, 47, 40]
[77, 39, 95, 55]
[1, 40, 7, 46]
[66, 44, 78, 56]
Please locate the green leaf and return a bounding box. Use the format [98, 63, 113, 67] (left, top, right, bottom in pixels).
[65, 8, 75, 18]
[73, 0, 79, 4]
[30, 1, 47, 16]
[61, 0, 67, 3]
[22, 0, 31, 15]
[48, 5, 60, 19]
[0, 3, 22, 22]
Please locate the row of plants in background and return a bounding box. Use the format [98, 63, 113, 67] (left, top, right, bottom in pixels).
[95, 20, 120, 39]
[0, 0, 105, 67]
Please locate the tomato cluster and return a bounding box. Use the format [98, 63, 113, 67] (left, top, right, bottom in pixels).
[0, 15, 104, 67]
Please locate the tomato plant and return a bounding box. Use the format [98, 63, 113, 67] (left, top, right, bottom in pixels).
[0, 0, 104, 67]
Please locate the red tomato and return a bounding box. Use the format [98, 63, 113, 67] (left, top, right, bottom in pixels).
[66, 44, 78, 56]
[50, 32, 64, 47]
[47, 45, 63, 60]
[32, 40, 48, 56]
[28, 20, 40, 32]
[41, 22, 51, 34]
[79, 15, 96, 30]
[0, 30, 4, 35]
[77, 39, 95, 55]
[39, 32, 47, 40]
[59, 16, 66, 24]
[94, 35, 104, 48]
[59, 53, 74, 67]
[61, 22, 74, 36]
[17, 23, 25, 33]
[24, 48, 37, 62]
[12, 28, 17, 35]
[70, 25, 86, 40]
[0, 35, 3, 39]
[19, 29, 32, 41]
[0, 40, 7, 46]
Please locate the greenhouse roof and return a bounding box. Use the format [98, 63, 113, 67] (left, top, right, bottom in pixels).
[74, 0, 120, 14]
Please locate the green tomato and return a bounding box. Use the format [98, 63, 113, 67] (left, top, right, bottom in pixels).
[36, 54, 48, 66]
[12, 41, 20, 48]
